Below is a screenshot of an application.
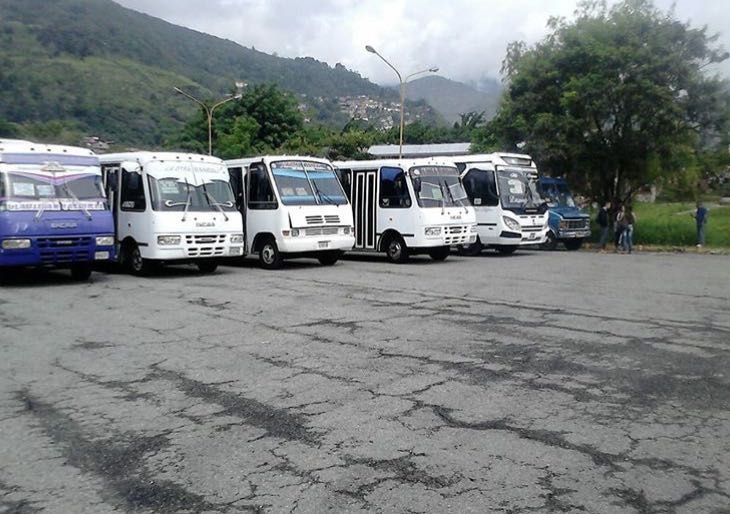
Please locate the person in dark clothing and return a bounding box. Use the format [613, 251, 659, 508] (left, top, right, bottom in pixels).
[597, 201, 610, 251]
[614, 205, 625, 251]
[692, 202, 709, 247]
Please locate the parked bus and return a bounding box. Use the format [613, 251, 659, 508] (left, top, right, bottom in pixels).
[225, 156, 355, 269]
[0, 140, 115, 280]
[333, 158, 477, 263]
[451, 153, 549, 255]
[99, 152, 244, 275]
[537, 176, 591, 250]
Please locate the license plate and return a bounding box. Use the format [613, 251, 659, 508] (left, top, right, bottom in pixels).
[318, 241, 330, 248]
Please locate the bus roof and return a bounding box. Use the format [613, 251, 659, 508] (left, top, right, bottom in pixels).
[333, 157, 458, 169]
[98, 151, 224, 166]
[224, 155, 333, 168]
[0, 140, 98, 166]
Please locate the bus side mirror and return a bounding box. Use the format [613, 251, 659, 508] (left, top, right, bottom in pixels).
[412, 177, 421, 194]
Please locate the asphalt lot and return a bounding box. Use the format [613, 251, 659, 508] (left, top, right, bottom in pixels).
[0, 249, 729, 513]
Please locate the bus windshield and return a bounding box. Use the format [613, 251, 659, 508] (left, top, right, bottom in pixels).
[409, 166, 469, 208]
[0, 170, 107, 211]
[148, 176, 236, 212]
[271, 160, 347, 206]
[496, 169, 541, 210]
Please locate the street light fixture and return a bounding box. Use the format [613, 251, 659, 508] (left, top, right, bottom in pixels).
[365, 45, 438, 159]
[174, 87, 243, 156]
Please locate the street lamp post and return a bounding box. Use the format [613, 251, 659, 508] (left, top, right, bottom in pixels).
[174, 87, 242, 156]
[365, 45, 438, 159]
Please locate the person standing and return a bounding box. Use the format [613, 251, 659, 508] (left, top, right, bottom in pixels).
[597, 201, 610, 251]
[622, 207, 636, 254]
[692, 202, 709, 247]
[614, 205, 625, 252]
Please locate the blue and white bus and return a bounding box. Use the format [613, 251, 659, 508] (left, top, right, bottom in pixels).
[0, 140, 115, 280]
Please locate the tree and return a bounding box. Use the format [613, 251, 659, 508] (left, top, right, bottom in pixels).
[492, 0, 730, 202]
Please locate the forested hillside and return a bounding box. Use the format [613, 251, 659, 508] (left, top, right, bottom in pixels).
[0, 0, 396, 146]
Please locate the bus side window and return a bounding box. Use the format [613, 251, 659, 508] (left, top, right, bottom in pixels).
[120, 169, 146, 211]
[336, 168, 352, 201]
[464, 168, 499, 207]
[248, 164, 277, 210]
[379, 166, 411, 208]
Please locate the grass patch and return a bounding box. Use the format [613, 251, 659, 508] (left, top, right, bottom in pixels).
[590, 202, 730, 248]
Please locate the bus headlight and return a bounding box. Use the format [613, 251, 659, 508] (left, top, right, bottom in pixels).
[230, 234, 244, 244]
[291, 228, 300, 237]
[157, 235, 181, 246]
[424, 227, 442, 236]
[470, 225, 478, 233]
[343, 226, 353, 235]
[502, 217, 521, 232]
[95, 236, 115, 246]
[2, 239, 31, 250]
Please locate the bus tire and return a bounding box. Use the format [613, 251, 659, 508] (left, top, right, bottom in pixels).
[564, 238, 583, 251]
[259, 237, 283, 270]
[496, 245, 517, 255]
[457, 237, 482, 256]
[318, 251, 342, 266]
[384, 235, 409, 264]
[197, 261, 218, 274]
[70, 264, 92, 281]
[125, 242, 156, 276]
[428, 246, 450, 261]
[541, 231, 558, 251]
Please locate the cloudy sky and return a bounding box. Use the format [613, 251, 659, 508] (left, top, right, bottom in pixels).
[115, 0, 730, 86]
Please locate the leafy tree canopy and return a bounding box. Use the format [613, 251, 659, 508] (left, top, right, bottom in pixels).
[482, 0, 730, 201]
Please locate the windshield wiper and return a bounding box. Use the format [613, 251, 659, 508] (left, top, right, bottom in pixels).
[201, 182, 229, 222]
[311, 180, 336, 205]
[61, 180, 92, 220]
[181, 178, 193, 222]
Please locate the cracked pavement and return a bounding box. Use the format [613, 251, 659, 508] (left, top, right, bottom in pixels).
[0, 250, 729, 513]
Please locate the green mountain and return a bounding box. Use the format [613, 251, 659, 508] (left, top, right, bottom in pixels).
[405, 75, 502, 124]
[0, 0, 396, 146]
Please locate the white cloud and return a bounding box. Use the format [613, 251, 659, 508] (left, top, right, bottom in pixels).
[114, 0, 730, 84]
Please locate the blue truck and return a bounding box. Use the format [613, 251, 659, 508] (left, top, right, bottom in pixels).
[0, 140, 116, 280]
[537, 177, 591, 251]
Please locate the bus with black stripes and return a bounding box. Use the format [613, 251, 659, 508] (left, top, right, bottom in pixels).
[225, 156, 355, 269]
[333, 158, 477, 263]
[450, 153, 549, 255]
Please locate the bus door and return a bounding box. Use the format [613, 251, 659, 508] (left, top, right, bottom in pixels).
[351, 168, 377, 250]
[101, 164, 120, 238]
[228, 166, 247, 254]
[463, 167, 500, 243]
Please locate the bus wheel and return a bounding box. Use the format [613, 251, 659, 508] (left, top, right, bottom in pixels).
[385, 236, 409, 264]
[318, 251, 342, 266]
[70, 264, 92, 281]
[564, 239, 583, 251]
[541, 231, 558, 251]
[428, 246, 450, 261]
[126, 243, 155, 276]
[197, 261, 218, 274]
[259, 238, 283, 269]
[457, 238, 482, 256]
[496, 245, 517, 255]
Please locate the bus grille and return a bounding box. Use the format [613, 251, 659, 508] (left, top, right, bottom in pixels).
[185, 234, 227, 257]
[324, 215, 340, 224]
[305, 226, 340, 236]
[37, 237, 91, 264]
[443, 225, 470, 245]
[306, 215, 324, 225]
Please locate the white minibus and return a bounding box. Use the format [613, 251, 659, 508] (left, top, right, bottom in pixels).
[452, 153, 549, 255]
[225, 156, 355, 269]
[99, 152, 244, 275]
[333, 158, 477, 263]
